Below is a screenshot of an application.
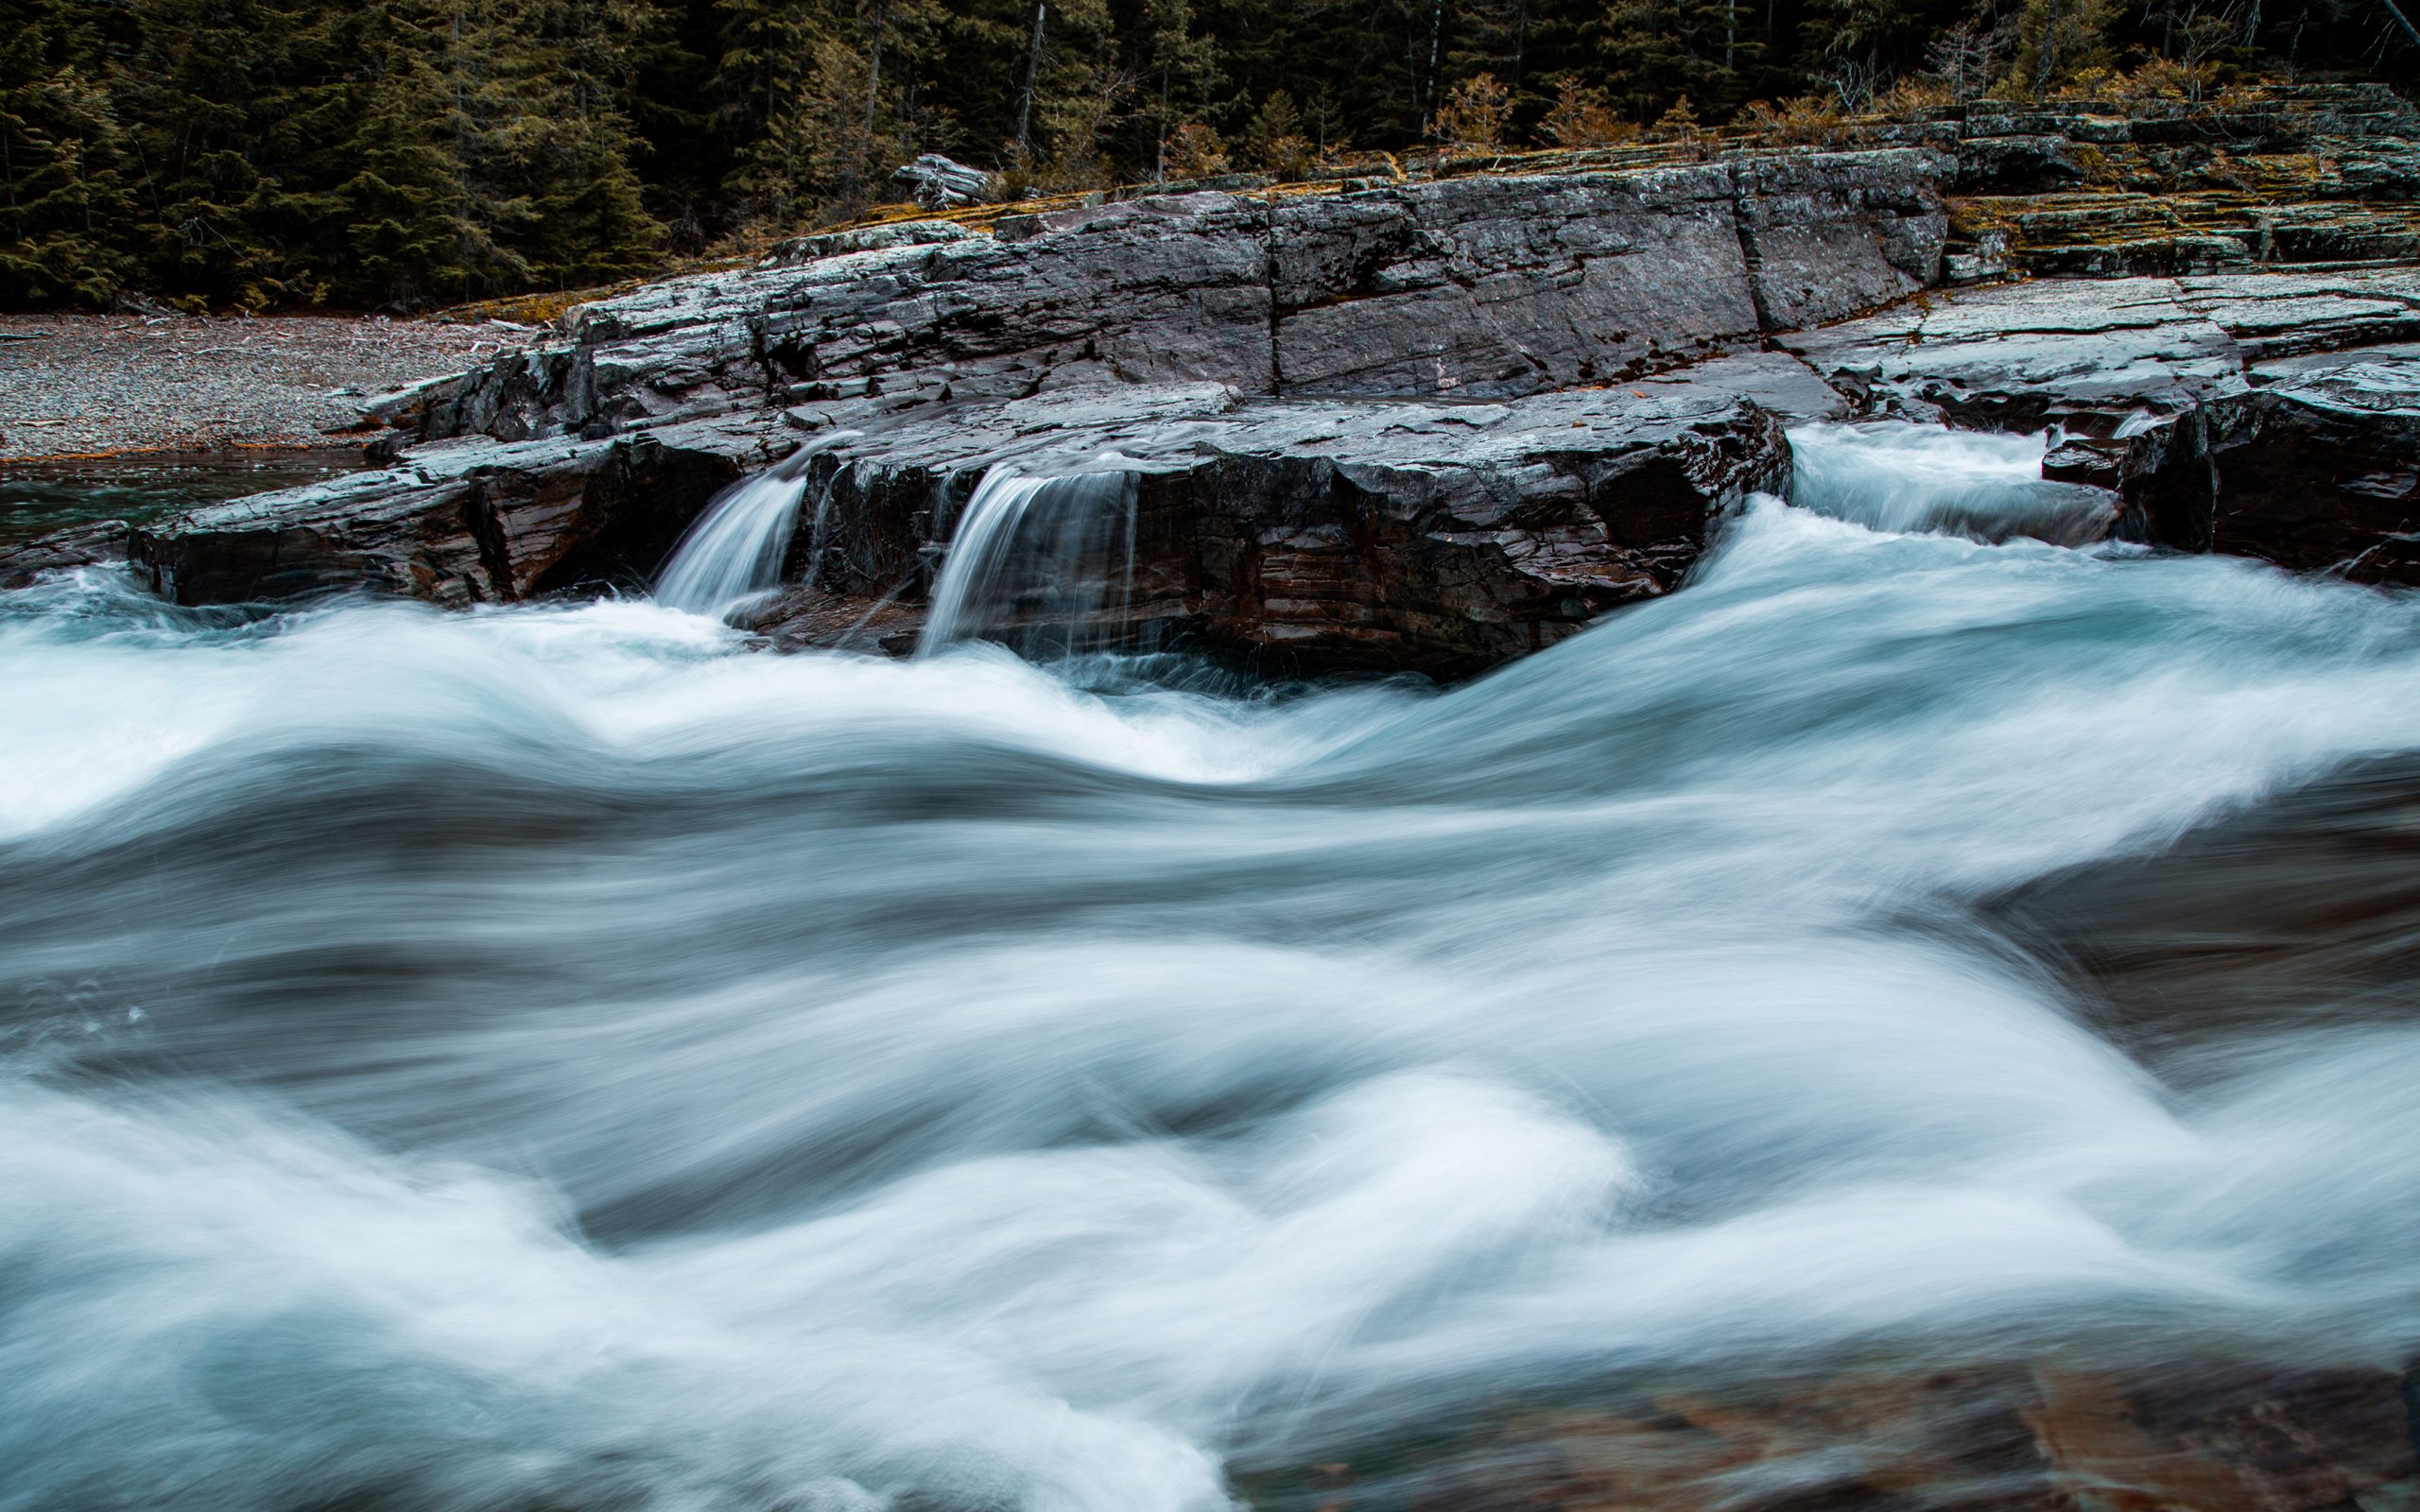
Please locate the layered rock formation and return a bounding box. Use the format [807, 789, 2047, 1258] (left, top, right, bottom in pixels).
[17, 101, 2417, 669]
[113, 152, 1930, 668]
[749, 367, 1806, 675]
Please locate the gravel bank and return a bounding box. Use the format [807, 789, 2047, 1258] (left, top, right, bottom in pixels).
[0, 314, 525, 462]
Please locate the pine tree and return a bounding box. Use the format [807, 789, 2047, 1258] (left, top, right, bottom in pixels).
[336, 4, 518, 307]
[715, 0, 837, 226]
[115, 0, 305, 305]
[2005, 0, 2118, 94]
[0, 2, 137, 306]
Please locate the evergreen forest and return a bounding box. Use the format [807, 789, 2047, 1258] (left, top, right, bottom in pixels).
[3, 0, 2412, 312]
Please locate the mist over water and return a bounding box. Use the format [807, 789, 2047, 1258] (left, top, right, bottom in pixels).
[8, 425, 2420, 1511]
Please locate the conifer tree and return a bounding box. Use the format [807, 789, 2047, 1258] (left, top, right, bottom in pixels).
[0, 2, 137, 305]
[337, 5, 514, 306]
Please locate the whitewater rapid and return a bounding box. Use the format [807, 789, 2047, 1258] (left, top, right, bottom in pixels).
[7, 425, 2420, 1512]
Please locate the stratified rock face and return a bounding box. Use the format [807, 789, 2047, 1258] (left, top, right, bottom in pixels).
[130, 427, 759, 607]
[115, 155, 1936, 673]
[403, 151, 1942, 447]
[1782, 269, 2420, 580]
[1938, 85, 2420, 278]
[750, 363, 1802, 675]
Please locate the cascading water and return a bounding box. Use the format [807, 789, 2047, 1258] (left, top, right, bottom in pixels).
[920, 465, 1141, 658]
[656, 431, 860, 616]
[8, 423, 2420, 1512]
[1789, 421, 2118, 545]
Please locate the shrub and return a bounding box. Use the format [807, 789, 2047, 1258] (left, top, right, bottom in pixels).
[1431, 72, 1513, 153]
[1162, 122, 1231, 178]
[1540, 77, 1634, 148]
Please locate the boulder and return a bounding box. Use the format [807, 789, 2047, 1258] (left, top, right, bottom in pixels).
[891, 153, 992, 209]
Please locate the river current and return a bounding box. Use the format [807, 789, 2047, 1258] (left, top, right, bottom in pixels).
[6, 425, 2420, 1511]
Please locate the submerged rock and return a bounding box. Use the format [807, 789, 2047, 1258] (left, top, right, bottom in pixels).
[1238, 1359, 2420, 1512]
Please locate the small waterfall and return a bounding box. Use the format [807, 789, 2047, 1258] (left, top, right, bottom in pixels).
[919, 467, 1140, 659]
[655, 432, 858, 617]
[1788, 423, 2118, 546]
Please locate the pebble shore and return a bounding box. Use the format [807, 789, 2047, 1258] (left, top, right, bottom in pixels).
[0, 314, 522, 462]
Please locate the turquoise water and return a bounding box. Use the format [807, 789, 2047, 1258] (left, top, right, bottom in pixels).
[4, 425, 2420, 1511]
[0, 454, 363, 547]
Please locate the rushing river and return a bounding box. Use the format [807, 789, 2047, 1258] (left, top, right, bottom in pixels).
[6, 425, 2420, 1511]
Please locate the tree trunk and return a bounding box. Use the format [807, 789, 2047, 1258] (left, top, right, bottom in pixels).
[2033, 0, 2064, 97]
[863, 0, 889, 142]
[1426, 0, 1443, 125]
[1014, 0, 1047, 166]
[2377, 0, 2420, 50]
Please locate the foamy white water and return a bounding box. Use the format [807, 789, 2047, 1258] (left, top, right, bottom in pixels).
[5, 430, 2420, 1511]
[1789, 421, 2118, 544]
[657, 433, 860, 616]
[922, 466, 1140, 656]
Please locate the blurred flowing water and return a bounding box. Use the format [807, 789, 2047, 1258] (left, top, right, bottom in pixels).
[7, 424, 2420, 1511]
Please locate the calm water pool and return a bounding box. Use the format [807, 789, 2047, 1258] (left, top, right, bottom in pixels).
[0, 453, 364, 547]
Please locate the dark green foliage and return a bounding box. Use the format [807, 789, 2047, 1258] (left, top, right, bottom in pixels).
[0, 0, 2411, 310]
[0, 3, 138, 305]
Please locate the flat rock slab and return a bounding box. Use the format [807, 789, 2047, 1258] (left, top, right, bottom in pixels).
[1779, 268, 2420, 425]
[404, 153, 1942, 448]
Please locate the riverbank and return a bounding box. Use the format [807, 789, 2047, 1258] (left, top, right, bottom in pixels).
[0, 314, 523, 462]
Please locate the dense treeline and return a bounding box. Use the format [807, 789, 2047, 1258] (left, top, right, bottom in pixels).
[2, 0, 2411, 311]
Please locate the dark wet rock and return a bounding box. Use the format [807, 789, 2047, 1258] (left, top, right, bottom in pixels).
[748, 367, 1800, 676]
[129, 425, 761, 607]
[102, 157, 1926, 673]
[2208, 345, 2420, 576]
[125, 362, 1803, 675]
[0, 519, 128, 590]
